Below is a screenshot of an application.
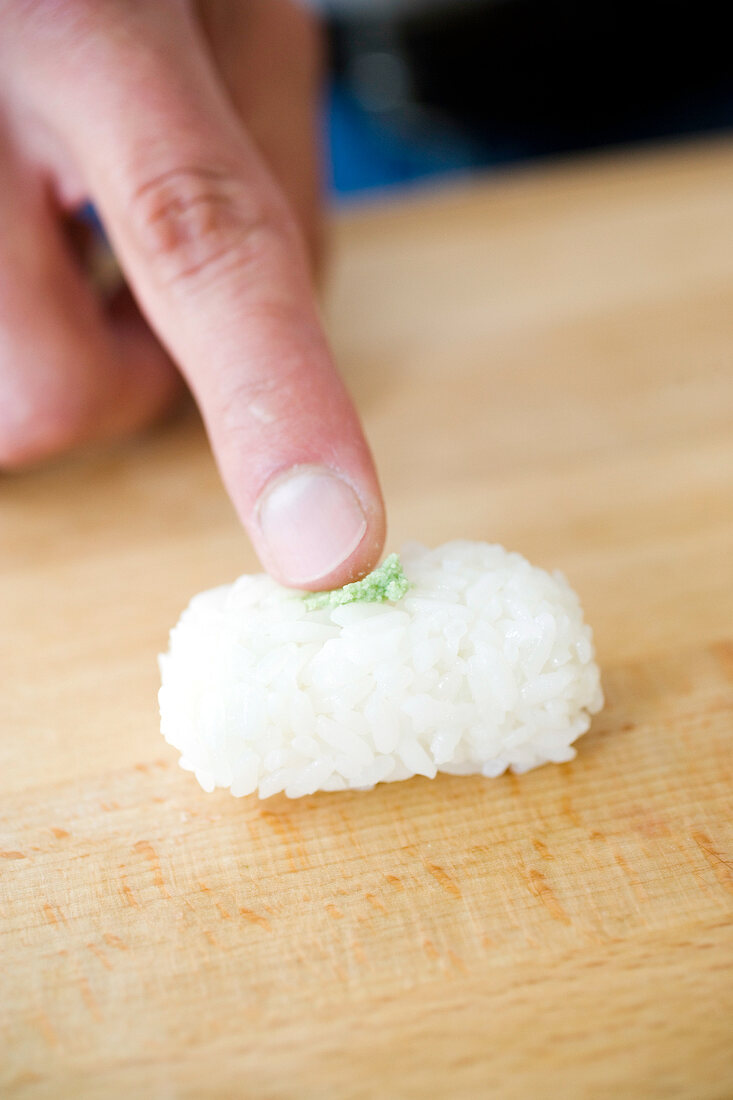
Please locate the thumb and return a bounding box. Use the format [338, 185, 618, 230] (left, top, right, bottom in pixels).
[24, 3, 385, 588]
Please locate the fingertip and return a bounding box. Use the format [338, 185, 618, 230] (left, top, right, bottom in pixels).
[252, 463, 385, 590]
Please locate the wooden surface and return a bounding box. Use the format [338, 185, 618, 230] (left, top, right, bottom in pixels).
[2, 139, 733, 1099]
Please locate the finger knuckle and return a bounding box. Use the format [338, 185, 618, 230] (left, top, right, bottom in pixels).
[127, 164, 285, 291]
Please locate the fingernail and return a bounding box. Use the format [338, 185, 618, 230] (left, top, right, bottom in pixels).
[257, 465, 368, 586]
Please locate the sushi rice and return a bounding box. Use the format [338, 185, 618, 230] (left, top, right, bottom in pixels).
[159, 541, 603, 799]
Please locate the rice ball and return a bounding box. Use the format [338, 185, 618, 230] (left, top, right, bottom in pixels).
[159, 541, 603, 799]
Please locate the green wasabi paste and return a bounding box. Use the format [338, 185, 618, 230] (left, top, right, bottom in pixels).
[304, 553, 410, 612]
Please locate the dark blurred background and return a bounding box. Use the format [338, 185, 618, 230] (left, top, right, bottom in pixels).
[321, 0, 733, 195]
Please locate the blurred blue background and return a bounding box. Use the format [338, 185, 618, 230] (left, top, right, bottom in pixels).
[323, 0, 733, 196]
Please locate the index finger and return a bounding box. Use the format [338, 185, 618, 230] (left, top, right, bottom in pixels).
[21, 2, 385, 588]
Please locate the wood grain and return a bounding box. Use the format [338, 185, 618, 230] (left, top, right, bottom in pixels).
[2, 138, 733, 1099]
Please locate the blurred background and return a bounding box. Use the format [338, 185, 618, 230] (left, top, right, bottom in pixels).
[315, 0, 733, 196]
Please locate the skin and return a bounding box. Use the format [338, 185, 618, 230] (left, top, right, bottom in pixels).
[0, 0, 386, 588]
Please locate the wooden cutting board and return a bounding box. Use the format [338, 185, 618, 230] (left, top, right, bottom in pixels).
[2, 139, 732, 1099]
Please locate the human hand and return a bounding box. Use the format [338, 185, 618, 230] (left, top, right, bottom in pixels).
[0, 0, 385, 588]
